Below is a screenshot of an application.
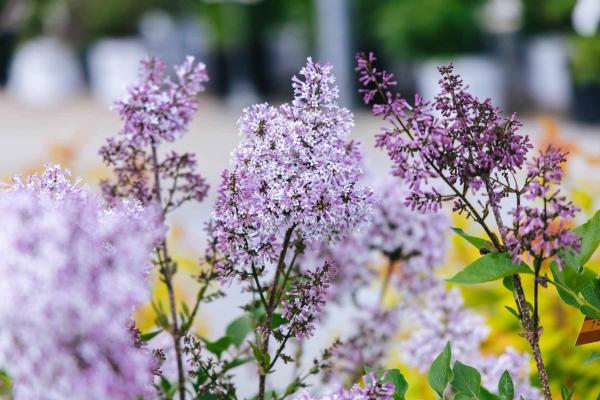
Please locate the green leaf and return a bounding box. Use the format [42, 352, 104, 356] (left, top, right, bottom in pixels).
[0, 370, 11, 396]
[580, 305, 600, 319]
[248, 341, 270, 370]
[202, 336, 232, 358]
[452, 227, 495, 252]
[585, 352, 600, 365]
[197, 394, 218, 400]
[223, 357, 252, 371]
[504, 306, 520, 320]
[428, 342, 453, 397]
[270, 313, 288, 329]
[480, 387, 502, 400]
[561, 385, 574, 400]
[550, 262, 600, 318]
[551, 262, 597, 302]
[571, 210, 600, 266]
[159, 375, 177, 399]
[448, 253, 532, 285]
[452, 361, 481, 397]
[225, 315, 253, 347]
[502, 276, 515, 292]
[498, 370, 515, 400]
[249, 341, 263, 364]
[365, 367, 409, 400]
[140, 329, 163, 342]
[582, 280, 600, 311]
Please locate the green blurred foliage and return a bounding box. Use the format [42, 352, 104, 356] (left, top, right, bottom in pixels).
[521, 0, 576, 34]
[570, 35, 600, 85]
[15, 0, 173, 45]
[359, 0, 486, 59]
[68, 0, 170, 44]
[188, 0, 312, 51]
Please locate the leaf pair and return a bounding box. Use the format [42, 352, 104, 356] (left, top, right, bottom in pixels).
[428, 343, 516, 400]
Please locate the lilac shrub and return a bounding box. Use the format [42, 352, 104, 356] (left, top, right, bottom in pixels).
[0, 165, 164, 399]
[355, 51, 588, 400]
[1, 53, 595, 399]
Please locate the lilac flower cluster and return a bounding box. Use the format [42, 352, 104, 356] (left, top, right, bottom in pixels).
[505, 146, 580, 267]
[0, 165, 164, 399]
[305, 177, 447, 302]
[476, 348, 542, 400]
[324, 307, 399, 384]
[281, 261, 336, 339]
[356, 52, 531, 213]
[399, 286, 541, 398]
[367, 180, 448, 294]
[399, 286, 489, 372]
[294, 372, 394, 400]
[212, 58, 373, 279]
[100, 56, 209, 209]
[115, 56, 208, 146]
[5, 163, 86, 199]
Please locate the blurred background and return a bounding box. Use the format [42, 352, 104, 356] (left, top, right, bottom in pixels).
[1, 0, 600, 398]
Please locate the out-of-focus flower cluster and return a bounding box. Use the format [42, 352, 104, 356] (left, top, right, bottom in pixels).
[324, 307, 399, 384]
[310, 176, 540, 398]
[100, 56, 209, 209]
[505, 146, 580, 267]
[399, 286, 489, 371]
[477, 348, 541, 400]
[305, 178, 447, 302]
[294, 372, 394, 400]
[212, 58, 373, 280]
[0, 165, 164, 399]
[367, 181, 448, 295]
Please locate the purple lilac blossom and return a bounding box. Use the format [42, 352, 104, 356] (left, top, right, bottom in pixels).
[399, 285, 489, 373]
[0, 165, 164, 399]
[281, 261, 336, 339]
[356, 52, 531, 213]
[213, 58, 373, 280]
[476, 348, 542, 400]
[294, 371, 394, 400]
[100, 56, 209, 208]
[505, 146, 580, 268]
